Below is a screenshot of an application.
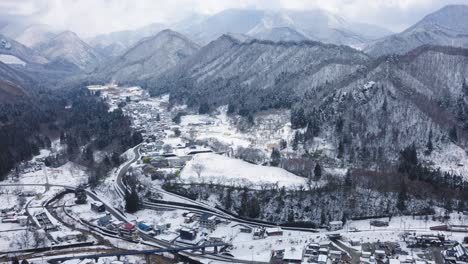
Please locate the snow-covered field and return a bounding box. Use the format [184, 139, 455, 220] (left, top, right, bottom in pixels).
[0, 54, 26, 66]
[179, 108, 292, 151]
[17, 162, 88, 187]
[180, 153, 307, 188]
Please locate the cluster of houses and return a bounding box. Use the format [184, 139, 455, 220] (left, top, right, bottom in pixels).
[271, 241, 345, 264]
[178, 212, 220, 242]
[1, 211, 29, 226]
[405, 233, 456, 248]
[443, 243, 468, 264]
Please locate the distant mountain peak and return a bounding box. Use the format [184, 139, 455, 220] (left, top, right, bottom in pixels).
[365, 4, 468, 57]
[37, 30, 103, 70]
[409, 4, 468, 33]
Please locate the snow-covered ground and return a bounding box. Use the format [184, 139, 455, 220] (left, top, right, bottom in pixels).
[17, 162, 88, 187]
[0, 54, 26, 66]
[180, 153, 308, 188]
[426, 143, 468, 180]
[179, 107, 291, 151]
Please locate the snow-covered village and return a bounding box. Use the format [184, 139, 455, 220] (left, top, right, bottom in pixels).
[3, 1, 468, 264]
[2, 84, 468, 264]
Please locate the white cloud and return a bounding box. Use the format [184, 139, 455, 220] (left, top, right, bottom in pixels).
[1, 0, 467, 38]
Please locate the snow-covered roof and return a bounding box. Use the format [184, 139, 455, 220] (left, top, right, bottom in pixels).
[318, 254, 328, 262]
[266, 227, 282, 233]
[284, 247, 303, 260]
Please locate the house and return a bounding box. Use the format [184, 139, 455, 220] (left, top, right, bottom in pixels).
[318, 247, 329, 255]
[184, 212, 196, 223]
[443, 244, 468, 263]
[283, 247, 303, 264]
[138, 222, 153, 232]
[329, 250, 342, 260]
[374, 250, 386, 260]
[208, 234, 225, 243]
[91, 201, 105, 213]
[98, 213, 112, 226]
[304, 243, 320, 257]
[253, 227, 265, 239]
[318, 254, 328, 264]
[180, 228, 197, 240]
[17, 216, 28, 226]
[350, 239, 361, 246]
[237, 224, 253, 233]
[266, 227, 283, 236]
[199, 213, 217, 230]
[119, 223, 136, 239]
[328, 220, 343, 231]
[361, 251, 372, 258]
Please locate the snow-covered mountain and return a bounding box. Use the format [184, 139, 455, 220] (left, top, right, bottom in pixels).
[173, 9, 393, 46]
[87, 23, 167, 57]
[36, 31, 104, 71]
[14, 24, 59, 48]
[96, 29, 200, 83]
[149, 33, 468, 170]
[365, 5, 468, 56]
[249, 27, 309, 42]
[148, 34, 370, 104]
[0, 34, 49, 65]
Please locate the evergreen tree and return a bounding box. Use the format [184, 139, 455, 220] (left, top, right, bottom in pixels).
[11, 257, 19, 264]
[227, 103, 235, 115]
[239, 189, 249, 217]
[291, 107, 307, 129]
[396, 179, 407, 211]
[198, 103, 210, 114]
[249, 197, 261, 218]
[449, 125, 458, 142]
[271, 148, 281, 167]
[279, 139, 287, 150]
[463, 79, 468, 96]
[156, 113, 160, 122]
[292, 131, 300, 151]
[314, 163, 322, 180]
[225, 188, 233, 210]
[425, 130, 433, 156]
[125, 189, 140, 213]
[344, 170, 353, 187]
[288, 209, 295, 223]
[337, 141, 344, 159]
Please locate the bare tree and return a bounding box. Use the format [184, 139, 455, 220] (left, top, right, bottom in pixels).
[32, 230, 46, 248]
[192, 163, 205, 178]
[162, 144, 172, 153]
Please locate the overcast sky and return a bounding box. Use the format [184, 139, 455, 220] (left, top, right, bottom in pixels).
[1, 0, 467, 38]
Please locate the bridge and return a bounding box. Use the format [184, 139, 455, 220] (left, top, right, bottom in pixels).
[47, 243, 229, 263]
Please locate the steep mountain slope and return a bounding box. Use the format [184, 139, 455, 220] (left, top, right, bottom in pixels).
[0, 61, 33, 102]
[36, 31, 104, 71]
[14, 24, 58, 48]
[150, 35, 468, 171]
[87, 23, 166, 57]
[365, 5, 468, 57]
[0, 34, 48, 64]
[148, 34, 370, 108]
[297, 46, 468, 168]
[173, 9, 392, 46]
[98, 29, 200, 83]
